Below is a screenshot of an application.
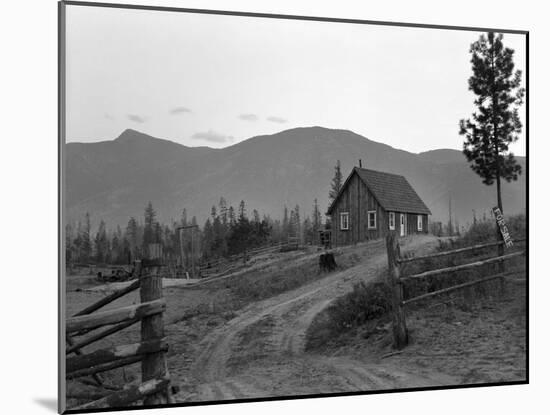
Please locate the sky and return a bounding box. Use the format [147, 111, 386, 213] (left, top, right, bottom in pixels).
[65, 5, 527, 156]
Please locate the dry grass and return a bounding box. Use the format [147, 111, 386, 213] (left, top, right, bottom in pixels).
[305, 280, 392, 352]
[305, 214, 527, 354]
[226, 246, 366, 303]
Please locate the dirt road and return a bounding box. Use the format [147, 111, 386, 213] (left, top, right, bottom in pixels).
[171, 235, 457, 402]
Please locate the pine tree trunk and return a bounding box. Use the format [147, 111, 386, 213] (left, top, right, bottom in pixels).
[490, 35, 505, 273]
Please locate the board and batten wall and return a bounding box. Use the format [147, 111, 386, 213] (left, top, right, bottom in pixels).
[330, 172, 386, 246]
[329, 172, 429, 246]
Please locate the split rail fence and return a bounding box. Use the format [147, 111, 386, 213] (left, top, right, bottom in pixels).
[385, 233, 526, 349]
[65, 261, 173, 410]
[199, 239, 300, 277]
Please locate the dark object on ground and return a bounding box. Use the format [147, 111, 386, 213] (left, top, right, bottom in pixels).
[96, 267, 133, 282]
[319, 252, 337, 272]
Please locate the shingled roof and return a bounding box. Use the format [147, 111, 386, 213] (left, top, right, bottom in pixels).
[327, 167, 431, 215]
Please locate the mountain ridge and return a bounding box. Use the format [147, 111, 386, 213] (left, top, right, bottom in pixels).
[65, 127, 526, 230]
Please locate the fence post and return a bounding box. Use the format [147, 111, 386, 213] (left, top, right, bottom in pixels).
[140, 267, 168, 405]
[386, 233, 408, 349]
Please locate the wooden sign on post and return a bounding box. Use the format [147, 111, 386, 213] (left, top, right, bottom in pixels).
[492, 207, 514, 248]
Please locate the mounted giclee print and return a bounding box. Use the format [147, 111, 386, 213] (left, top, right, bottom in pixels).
[59, 1, 529, 413]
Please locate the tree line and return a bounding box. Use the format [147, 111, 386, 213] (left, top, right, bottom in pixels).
[65, 197, 326, 266]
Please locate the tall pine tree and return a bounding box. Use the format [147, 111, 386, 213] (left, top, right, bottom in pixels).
[228, 206, 236, 228]
[81, 212, 92, 263]
[94, 220, 108, 263]
[293, 205, 301, 240]
[238, 200, 247, 222]
[312, 198, 322, 245]
[282, 205, 289, 239]
[328, 160, 343, 206]
[459, 32, 524, 213]
[125, 217, 139, 260]
[219, 198, 228, 225]
[143, 201, 157, 250]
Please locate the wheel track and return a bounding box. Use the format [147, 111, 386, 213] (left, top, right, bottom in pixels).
[182, 236, 454, 401]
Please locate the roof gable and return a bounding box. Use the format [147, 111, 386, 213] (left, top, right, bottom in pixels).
[327, 167, 431, 215]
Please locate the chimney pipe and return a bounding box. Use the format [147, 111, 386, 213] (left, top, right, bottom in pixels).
[359, 159, 362, 168]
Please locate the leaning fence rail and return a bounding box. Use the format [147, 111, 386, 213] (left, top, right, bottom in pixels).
[385, 233, 526, 349]
[65, 261, 172, 409]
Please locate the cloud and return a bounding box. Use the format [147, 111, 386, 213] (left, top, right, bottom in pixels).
[238, 113, 258, 121]
[266, 116, 287, 124]
[104, 113, 115, 120]
[170, 106, 191, 115]
[192, 130, 234, 144]
[127, 114, 147, 123]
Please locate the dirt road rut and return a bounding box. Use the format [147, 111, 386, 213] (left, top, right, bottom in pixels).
[173, 236, 457, 402]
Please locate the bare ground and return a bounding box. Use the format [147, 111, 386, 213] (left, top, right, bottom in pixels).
[170, 235, 459, 402]
[66, 234, 526, 407]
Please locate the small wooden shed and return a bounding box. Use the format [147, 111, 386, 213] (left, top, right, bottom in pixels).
[327, 167, 431, 246]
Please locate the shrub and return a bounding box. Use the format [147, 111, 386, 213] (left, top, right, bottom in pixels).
[305, 280, 392, 350]
[506, 214, 526, 240]
[461, 220, 498, 245]
[329, 281, 392, 329]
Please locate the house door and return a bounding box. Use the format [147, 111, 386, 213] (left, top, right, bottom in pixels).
[400, 214, 406, 237]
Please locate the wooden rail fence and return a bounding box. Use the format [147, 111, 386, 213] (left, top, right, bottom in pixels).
[385, 234, 526, 349]
[199, 240, 300, 277]
[65, 261, 173, 409]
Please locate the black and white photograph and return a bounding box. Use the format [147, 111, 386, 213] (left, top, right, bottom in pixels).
[59, 1, 528, 413]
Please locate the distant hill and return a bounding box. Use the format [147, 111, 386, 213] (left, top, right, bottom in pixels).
[66, 127, 526, 230]
[417, 149, 468, 165]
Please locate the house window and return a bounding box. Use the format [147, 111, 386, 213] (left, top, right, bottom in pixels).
[417, 215, 423, 231]
[340, 212, 349, 230]
[368, 211, 377, 229]
[389, 212, 395, 230]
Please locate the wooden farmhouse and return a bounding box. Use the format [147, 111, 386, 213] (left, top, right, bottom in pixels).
[327, 167, 431, 246]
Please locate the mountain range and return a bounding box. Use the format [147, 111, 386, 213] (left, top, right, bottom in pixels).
[65, 127, 526, 230]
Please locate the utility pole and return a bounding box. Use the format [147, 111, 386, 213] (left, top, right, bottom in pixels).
[176, 224, 199, 279]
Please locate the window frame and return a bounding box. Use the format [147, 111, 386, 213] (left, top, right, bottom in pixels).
[388, 212, 395, 230]
[417, 214, 423, 231]
[340, 212, 350, 230]
[367, 210, 377, 230]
